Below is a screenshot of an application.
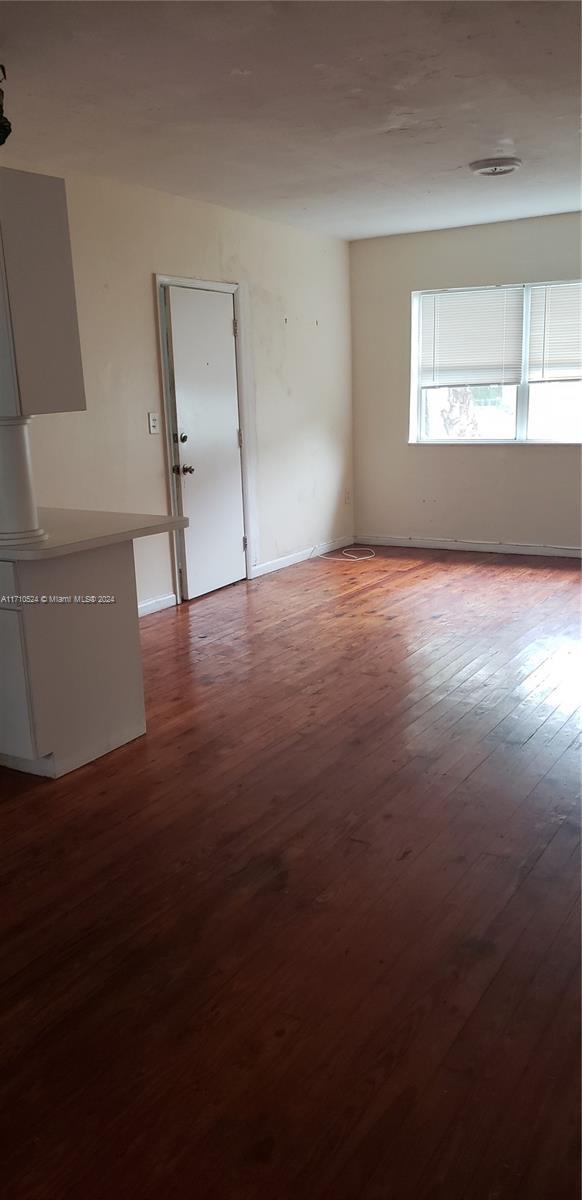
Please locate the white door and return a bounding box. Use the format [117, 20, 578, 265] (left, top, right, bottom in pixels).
[168, 286, 246, 600]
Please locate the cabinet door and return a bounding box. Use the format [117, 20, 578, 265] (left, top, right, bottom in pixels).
[0, 609, 37, 759]
[0, 168, 86, 416]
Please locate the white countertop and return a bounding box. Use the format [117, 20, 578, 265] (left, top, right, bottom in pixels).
[0, 507, 188, 561]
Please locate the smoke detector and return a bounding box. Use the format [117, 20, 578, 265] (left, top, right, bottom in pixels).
[469, 156, 522, 177]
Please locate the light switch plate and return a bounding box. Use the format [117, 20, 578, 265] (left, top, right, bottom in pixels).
[148, 412, 161, 434]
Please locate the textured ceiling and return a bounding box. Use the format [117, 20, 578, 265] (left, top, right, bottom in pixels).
[0, 1, 579, 239]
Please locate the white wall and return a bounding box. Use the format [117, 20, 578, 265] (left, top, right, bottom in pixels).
[350, 213, 581, 553]
[17, 172, 352, 605]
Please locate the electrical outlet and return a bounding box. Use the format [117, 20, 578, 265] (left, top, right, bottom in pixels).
[344, 488, 352, 506]
[148, 412, 161, 434]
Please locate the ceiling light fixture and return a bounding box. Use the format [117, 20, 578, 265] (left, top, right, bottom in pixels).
[469, 156, 522, 177]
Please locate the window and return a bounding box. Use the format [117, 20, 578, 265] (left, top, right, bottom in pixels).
[410, 280, 582, 443]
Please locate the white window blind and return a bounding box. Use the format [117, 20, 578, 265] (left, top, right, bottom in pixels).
[528, 281, 582, 381]
[419, 286, 524, 386]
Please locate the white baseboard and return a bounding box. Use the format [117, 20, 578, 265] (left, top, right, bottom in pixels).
[138, 592, 177, 617]
[0, 750, 58, 778]
[0, 722, 146, 779]
[356, 534, 581, 559]
[250, 535, 354, 578]
[136, 534, 578, 608]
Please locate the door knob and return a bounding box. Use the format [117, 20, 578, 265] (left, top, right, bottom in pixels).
[181, 465, 195, 474]
[179, 433, 188, 443]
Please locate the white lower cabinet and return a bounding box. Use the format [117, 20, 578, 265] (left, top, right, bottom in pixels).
[0, 539, 146, 778]
[0, 508, 186, 780]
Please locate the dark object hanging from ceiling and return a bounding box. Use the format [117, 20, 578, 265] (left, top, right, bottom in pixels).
[0, 66, 12, 145]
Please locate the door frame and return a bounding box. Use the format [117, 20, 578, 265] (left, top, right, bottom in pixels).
[155, 274, 259, 602]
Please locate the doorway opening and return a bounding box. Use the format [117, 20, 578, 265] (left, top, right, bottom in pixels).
[156, 276, 258, 602]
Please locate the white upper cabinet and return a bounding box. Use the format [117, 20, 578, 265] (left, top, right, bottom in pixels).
[0, 167, 86, 417]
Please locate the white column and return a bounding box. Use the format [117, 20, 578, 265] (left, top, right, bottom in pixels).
[0, 417, 45, 544]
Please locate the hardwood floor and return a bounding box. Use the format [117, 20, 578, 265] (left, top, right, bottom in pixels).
[0, 547, 580, 1199]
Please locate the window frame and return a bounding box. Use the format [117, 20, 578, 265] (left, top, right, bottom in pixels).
[409, 280, 582, 446]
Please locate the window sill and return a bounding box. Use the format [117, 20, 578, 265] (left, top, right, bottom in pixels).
[409, 439, 581, 447]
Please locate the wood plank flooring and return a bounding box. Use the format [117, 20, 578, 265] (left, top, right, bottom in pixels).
[0, 547, 580, 1199]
